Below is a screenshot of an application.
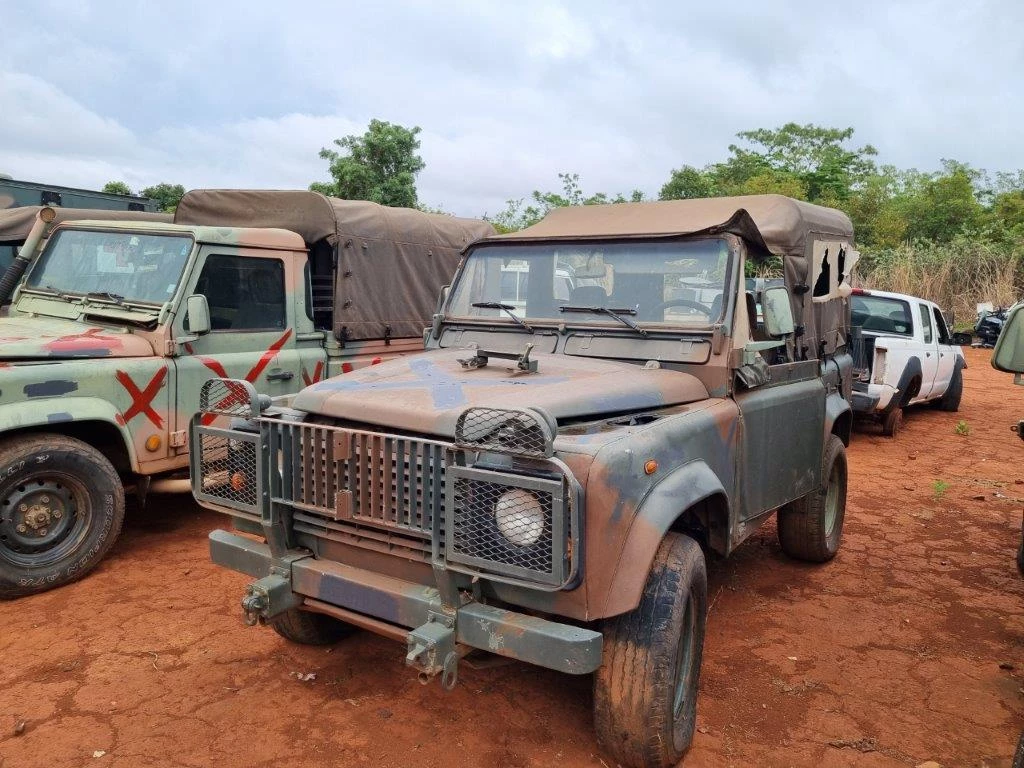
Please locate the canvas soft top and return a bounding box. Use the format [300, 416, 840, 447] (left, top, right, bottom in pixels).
[174, 189, 496, 341]
[0, 206, 172, 244]
[480, 194, 856, 359]
[486, 194, 853, 258]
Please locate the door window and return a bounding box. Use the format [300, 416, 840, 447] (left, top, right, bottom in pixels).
[194, 255, 286, 331]
[918, 304, 933, 344]
[932, 307, 951, 344]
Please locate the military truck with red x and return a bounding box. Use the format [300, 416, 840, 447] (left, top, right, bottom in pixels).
[0, 190, 494, 597]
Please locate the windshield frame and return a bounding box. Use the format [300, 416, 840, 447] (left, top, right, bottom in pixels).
[22, 225, 197, 309]
[443, 235, 738, 335]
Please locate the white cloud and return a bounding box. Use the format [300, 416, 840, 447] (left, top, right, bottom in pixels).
[0, 0, 1022, 219]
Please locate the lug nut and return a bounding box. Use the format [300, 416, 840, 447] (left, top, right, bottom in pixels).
[19, 504, 27, 512]
[40, 495, 49, 504]
[53, 510, 62, 519]
[39, 528, 47, 536]
[16, 524, 26, 533]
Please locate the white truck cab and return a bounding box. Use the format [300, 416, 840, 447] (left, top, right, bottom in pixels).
[851, 288, 966, 435]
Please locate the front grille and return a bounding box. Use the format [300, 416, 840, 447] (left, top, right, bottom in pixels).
[454, 407, 553, 457]
[268, 422, 446, 557]
[191, 425, 261, 518]
[446, 465, 569, 586]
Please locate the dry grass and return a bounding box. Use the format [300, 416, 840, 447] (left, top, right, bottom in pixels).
[858, 241, 1021, 325]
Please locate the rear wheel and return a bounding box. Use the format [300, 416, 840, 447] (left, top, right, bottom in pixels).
[0, 434, 124, 598]
[778, 435, 847, 562]
[270, 608, 354, 645]
[881, 407, 903, 437]
[936, 366, 963, 412]
[594, 533, 707, 768]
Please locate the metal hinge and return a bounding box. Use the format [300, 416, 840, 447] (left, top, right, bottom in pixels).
[169, 430, 188, 448]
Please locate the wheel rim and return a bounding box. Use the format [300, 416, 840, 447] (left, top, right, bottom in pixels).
[0, 473, 91, 568]
[823, 462, 840, 536]
[672, 590, 698, 735]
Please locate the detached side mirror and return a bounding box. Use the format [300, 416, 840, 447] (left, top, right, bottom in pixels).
[186, 294, 211, 336]
[762, 286, 795, 337]
[992, 302, 1024, 379]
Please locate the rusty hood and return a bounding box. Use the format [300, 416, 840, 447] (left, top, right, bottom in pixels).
[292, 349, 709, 436]
[0, 316, 155, 360]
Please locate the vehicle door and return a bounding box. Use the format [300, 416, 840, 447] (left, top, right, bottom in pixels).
[929, 303, 957, 397]
[171, 247, 321, 450]
[914, 302, 940, 402]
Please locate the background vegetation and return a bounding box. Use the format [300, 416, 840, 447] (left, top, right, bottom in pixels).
[108, 120, 1024, 320]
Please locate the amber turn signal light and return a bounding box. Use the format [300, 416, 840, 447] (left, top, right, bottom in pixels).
[644, 459, 658, 475]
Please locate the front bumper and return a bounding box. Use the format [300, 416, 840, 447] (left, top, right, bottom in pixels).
[210, 529, 603, 675]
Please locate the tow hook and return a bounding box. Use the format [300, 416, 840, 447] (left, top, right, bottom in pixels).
[239, 574, 301, 626]
[406, 612, 460, 691]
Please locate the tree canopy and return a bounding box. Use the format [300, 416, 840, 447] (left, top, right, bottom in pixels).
[311, 119, 425, 208]
[101, 181, 133, 196]
[140, 183, 186, 212]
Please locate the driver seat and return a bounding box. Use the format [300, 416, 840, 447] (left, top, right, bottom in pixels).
[567, 285, 608, 306]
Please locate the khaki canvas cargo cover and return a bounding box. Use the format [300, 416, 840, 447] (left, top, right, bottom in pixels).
[175, 189, 496, 342]
[0, 206, 172, 244]
[482, 194, 855, 357]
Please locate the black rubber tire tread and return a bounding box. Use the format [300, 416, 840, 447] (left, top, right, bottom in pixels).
[881, 407, 903, 437]
[777, 435, 848, 563]
[593, 533, 707, 768]
[1013, 730, 1024, 768]
[0, 433, 124, 599]
[937, 365, 963, 412]
[270, 608, 354, 645]
[1017, 531, 1024, 577]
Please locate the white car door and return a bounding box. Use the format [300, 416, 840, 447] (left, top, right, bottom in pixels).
[914, 302, 940, 401]
[930, 304, 957, 397]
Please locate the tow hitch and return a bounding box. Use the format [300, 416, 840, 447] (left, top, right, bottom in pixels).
[239, 573, 301, 626]
[406, 612, 461, 691]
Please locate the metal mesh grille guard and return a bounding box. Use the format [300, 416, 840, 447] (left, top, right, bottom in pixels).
[454, 408, 554, 458]
[192, 425, 261, 518]
[199, 378, 259, 419]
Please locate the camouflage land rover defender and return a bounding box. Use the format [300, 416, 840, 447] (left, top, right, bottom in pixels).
[191, 194, 858, 768]
[0, 190, 492, 597]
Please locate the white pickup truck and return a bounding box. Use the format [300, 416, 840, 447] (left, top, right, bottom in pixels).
[850, 288, 966, 436]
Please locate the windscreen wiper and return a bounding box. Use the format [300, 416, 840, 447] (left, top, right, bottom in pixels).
[42, 284, 74, 302]
[84, 291, 126, 306]
[559, 305, 648, 337]
[471, 301, 535, 333]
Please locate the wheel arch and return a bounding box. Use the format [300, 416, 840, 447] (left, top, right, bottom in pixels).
[825, 391, 853, 446]
[0, 398, 137, 474]
[597, 460, 729, 619]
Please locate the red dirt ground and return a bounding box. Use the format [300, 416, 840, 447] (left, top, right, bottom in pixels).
[1, 346, 1022, 768]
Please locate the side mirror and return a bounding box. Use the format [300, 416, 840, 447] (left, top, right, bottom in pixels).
[762, 286, 795, 337]
[186, 294, 211, 336]
[434, 284, 450, 315]
[992, 302, 1024, 379]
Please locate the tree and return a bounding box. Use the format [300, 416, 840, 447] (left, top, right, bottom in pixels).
[487, 173, 646, 232]
[659, 165, 717, 200]
[141, 183, 186, 213]
[312, 119, 425, 208]
[102, 181, 133, 196]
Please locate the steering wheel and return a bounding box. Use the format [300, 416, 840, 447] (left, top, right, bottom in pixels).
[650, 298, 714, 317]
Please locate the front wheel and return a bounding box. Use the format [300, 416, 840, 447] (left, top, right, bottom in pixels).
[778, 434, 848, 562]
[593, 533, 707, 768]
[270, 608, 355, 645]
[0, 434, 125, 598]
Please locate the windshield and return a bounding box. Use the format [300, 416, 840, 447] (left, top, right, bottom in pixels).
[26, 228, 193, 305]
[447, 238, 731, 328]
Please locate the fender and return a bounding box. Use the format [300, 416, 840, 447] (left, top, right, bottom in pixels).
[882, 355, 922, 416]
[825, 390, 852, 445]
[0, 396, 139, 470]
[597, 459, 728, 618]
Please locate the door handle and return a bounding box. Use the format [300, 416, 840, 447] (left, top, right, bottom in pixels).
[266, 370, 294, 382]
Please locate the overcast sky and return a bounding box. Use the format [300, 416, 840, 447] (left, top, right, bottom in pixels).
[1, 0, 1021, 217]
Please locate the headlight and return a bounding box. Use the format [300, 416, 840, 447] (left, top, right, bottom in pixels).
[494, 488, 545, 547]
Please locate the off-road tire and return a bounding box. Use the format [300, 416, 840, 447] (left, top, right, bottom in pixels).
[0, 434, 124, 599]
[1017, 528, 1024, 577]
[270, 608, 354, 645]
[936, 365, 963, 412]
[881, 407, 903, 437]
[1013, 730, 1024, 768]
[593, 533, 707, 768]
[777, 434, 847, 562]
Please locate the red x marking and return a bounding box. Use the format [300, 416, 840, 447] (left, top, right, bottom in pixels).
[116, 367, 167, 428]
[301, 360, 325, 386]
[200, 330, 293, 425]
